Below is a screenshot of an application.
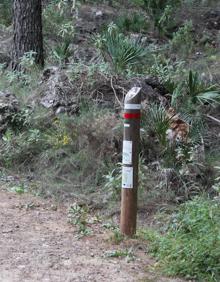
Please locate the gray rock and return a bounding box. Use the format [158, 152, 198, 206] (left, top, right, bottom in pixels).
[40, 67, 79, 115]
[0, 91, 19, 134]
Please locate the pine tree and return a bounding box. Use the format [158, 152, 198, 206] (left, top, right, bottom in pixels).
[12, 0, 44, 69]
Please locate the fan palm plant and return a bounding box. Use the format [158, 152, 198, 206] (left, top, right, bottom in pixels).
[145, 103, 171, 147]
[94, 23, 147, 74]
[186, 70, 220, 106]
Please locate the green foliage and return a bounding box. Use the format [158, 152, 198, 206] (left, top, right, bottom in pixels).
[19, 51, 38, 71]
[115, 13, 149, 33]
[149, 55, 185, 93]
[186, 70, 220, 106]
[212, 166, 220, 196]
[104, 248, 135, 261]
[131, 0, 181, 34]
[144, 103, 170, 147]
[0, 127, 48, 167]
[52, 41, 72, 65]
[9, 185, 26, 194]
[143, 197, 220, 281]
[144, 0, 181, 11]
[156, 4, 174, 35]
[0, 99, 120, 198]
[109, 229, 125, 244]
[94, 23, 147, 73]
[170, 21, 194, 56]
[43, 0, 76, 38]
[68, 203, 91, 236]
[43, 0, 75, 63]
[104, 158, 148, 201]
[0, 0, 12, 26]
[171, 70, 220, 112]
[104, 163, 122, 200]
[1, 51, 40, 87]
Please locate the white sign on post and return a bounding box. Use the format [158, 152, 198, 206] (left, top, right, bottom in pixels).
[122, 166, 133, 189]
[122, 140, 132, 165]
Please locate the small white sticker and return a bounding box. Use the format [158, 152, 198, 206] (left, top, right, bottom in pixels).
[122, 141, 132, 165]
[122, 167, 133, 189]
[124, 123, 130, 128]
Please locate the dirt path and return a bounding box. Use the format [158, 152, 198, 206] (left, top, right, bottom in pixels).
[0, 189, 184, 282]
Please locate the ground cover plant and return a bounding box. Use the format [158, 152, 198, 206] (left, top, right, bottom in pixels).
[141, 197, 220, 281]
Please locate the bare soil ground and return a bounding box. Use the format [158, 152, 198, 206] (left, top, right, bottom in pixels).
[0, 188, 186, 282]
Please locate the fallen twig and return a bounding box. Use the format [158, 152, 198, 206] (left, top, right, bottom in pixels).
[110, 76, 123, 108]
[206, 114, 220, 125]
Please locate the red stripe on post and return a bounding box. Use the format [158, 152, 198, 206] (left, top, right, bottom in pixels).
[124, 112, 141, 119]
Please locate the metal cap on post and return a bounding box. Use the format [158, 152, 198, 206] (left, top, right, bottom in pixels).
[120, 87, 141, 236]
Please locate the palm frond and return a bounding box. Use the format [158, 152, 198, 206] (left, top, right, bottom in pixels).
[147, 103, 170, 146]
[197, 91, 220, 105]
[94, 24, 147, 73]
[186, 70, 220, 105]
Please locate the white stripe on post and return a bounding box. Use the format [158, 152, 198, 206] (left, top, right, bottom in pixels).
[124, 104, 141, 110]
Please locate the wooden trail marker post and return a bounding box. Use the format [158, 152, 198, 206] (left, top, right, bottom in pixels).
[120, 87, 141, 236]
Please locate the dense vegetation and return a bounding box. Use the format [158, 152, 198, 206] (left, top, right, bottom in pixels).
[0, 0, 220, 280]
[141, 197, 220, 281]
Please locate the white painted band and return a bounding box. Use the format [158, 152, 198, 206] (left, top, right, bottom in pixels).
[124, 124, 130, 127]
[124, 104, 141, 110]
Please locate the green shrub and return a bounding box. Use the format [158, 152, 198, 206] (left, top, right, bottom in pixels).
[143, 197, 220, 281]
[43, 0, 75, 63]
[170, 70, 220, 112]
[170, 20, 194, 57]
[116, 13, 149, 33]
[149, 55, 185, 93]
[131, 0, 181, 34]
[0, 101, 120, 198]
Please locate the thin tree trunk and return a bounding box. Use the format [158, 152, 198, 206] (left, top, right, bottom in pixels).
[12, 0, 44, 69]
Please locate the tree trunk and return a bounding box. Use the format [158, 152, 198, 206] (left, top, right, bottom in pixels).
[12, 0, 44, 69]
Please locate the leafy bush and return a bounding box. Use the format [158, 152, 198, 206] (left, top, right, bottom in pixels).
[1, 51, 40, 87]
[149, 55, 185, 93]
[170, 21, 194, 57]
[43, 0, 75, 63]
[142, 197, 220, 281]
[94, 23, 147, 73]
[68, 203, 91, 236]
[0, 101, 121, 198]
[131, 0, 181, 34]
[43, 0, 76, 38]
[116, 13, 149, 33]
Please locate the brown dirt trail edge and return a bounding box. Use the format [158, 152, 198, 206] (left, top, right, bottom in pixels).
[0, 190, 184, 282]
